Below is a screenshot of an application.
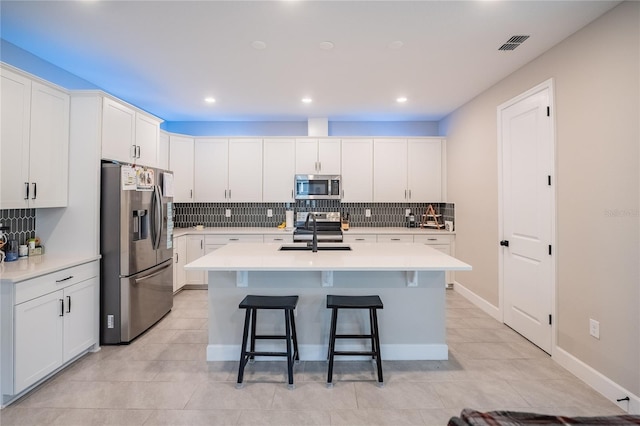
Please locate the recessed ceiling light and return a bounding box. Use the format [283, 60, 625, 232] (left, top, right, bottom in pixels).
[204, 97, 216, 104]
[301, 97, 312, 104]
[319, 41, 334, 50]
[388, 41, 404, 50]
[396, 97, 408, 103]
[251, 41, 267, 50]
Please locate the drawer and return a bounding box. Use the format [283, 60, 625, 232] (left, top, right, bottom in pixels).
[264, 235, 293, 243]
[377, 234, 414, 243]
[205, 234, 264, 244]
[343, 234, 376, 243]
[426, 244, 451, 255]
[413, 234, 453, 245]
[15, 261, 99, 305]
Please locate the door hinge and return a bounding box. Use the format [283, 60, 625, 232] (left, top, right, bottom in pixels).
[548, 245, 552, 255]
[549, 314, 552, 325]
[548, 175, 552, 186]
[546, 106, 550, 117]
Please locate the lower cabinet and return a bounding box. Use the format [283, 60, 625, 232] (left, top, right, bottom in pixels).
[414, 234, 455, 286]
[185, 235, 205, 285]
[173, 235, 187, 292]
[6, 261, 99, 397]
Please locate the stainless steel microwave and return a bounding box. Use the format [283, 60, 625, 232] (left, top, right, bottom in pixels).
[294, 175, 341, 200]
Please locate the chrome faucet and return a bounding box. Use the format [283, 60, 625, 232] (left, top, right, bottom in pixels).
[304, 213, 318, 252]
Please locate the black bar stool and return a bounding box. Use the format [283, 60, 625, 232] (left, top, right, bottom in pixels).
[236, 295, 299, 389]
[326, 294, 384, 387]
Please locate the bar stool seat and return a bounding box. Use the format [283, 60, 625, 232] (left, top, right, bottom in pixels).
[326, 294, 384, 387]
[237, 295, 299, 389]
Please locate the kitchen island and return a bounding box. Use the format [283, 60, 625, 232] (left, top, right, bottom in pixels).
[185, 242, 471, 361]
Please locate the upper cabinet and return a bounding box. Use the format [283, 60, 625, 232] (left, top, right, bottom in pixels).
[295, 138, 341, 175]
[101, 97, 161, 168]
[194, 138, 263, 202]
[158, 130, 170, 170]
[341, 139, 373, 202]
[0, 67, 70, 209]
[169, 135, 195, 202]
[373, 138, 444, 202]
[263, 138, 295, 202]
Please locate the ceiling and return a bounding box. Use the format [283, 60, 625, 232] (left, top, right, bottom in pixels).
[0, 1, 620, 122]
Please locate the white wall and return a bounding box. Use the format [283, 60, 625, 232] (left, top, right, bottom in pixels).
[442, 1, 639, 397]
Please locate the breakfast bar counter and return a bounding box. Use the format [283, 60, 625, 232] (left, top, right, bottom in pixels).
[185, 242, 471, 361]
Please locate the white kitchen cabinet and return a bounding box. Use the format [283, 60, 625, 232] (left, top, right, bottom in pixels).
[377, 234, 414, 243]
[101, 97, 135, 163]
[373, 138, 444, 202]
[341, 139, 373, 202]
[185, 235, 205, 285]
[0, 68, 69, 209]
[295, 138, 341, 174]
[195, 138, 263, 202]
[343, 234, 376, 243]
[101, 97, 161, 167]
[9, 261, 99, 396]
[228, 138, 263, 201]
[135, 113, 160, 167]
[158, 130, 170, 170]
[408, 139, 443, 202]
[373, 138, 408, 202]
[173, 235, 187, 292]
[169, 135, 195, 202]
[263, 138, 295, 202]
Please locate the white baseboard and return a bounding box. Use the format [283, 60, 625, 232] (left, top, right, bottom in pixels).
[553, 347, 640, 414]
[452, 280, 501, 321]
[207, 343, 449, 361]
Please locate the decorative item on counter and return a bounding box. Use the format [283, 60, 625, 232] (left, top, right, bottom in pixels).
[5, 240, 19, 261]
[420, 204, 443, 229]
[445, 221, 454, 232]
[19, 244, 28, 257]
[285, 210, 294, 230]
[194, 225, 204, 231]
[27, 237, 44, 256]
[341, 212, 350, 231]
[406, 212, 416, 228]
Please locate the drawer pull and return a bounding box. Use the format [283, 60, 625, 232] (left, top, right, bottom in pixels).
[391, 238, 401, 241]
[272, 238, 283, 241]
[428, 238, 437, 241]
[229, 238, 239, 241]
[356, 238, 365, 241]
[56, 276, 74, 283]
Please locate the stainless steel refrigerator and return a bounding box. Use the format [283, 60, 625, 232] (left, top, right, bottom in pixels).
[100, 162, 174, 344]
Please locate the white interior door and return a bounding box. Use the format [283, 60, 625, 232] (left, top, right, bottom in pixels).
[499, 81, 554, 354]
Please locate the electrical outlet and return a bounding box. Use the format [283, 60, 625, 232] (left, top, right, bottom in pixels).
[405, 209, 411, 217]
[107, 315, 114, 329]
[589, 318, 600, 339]
[267, 209, 273, 217]
[225, 209, 231, 218]
[365, 209, 371, 217]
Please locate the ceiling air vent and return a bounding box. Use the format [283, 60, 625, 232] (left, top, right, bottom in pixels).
[499, 35, 530, 51]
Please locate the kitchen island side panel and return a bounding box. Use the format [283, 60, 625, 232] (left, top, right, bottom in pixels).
[206, 270, 446, 361]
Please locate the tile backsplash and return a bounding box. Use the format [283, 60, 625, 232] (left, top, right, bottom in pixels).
[0, 209, 36, 245]
[173, 201, 454, 228]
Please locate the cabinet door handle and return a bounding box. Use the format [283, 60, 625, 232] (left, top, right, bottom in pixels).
[318, 161, 321, 172]
[131, 145, 137, 158]
[66, 296, 71, 313]
[404, 189, 407, 199]
[32, 182, 37, 199]
[59, 299, 64, 317]
[175, 253, 179, 263]
[291, 189, 294, 199]
[137, 145, 141, 158]
[200, 240, 203, 250]
[408, 189, 411, 199]
[56, 275, 74, 283]
[228, 190, 231, 199]
[190, 189, 193, 199]
[24, 182, 29, 200]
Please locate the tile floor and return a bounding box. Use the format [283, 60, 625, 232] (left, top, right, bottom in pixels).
[0, 289, 624, 425]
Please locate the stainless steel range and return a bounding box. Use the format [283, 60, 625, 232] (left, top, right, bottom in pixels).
[293, 212, 343, 243]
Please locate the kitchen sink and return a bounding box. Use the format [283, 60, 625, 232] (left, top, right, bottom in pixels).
[279, 245, 352, 251]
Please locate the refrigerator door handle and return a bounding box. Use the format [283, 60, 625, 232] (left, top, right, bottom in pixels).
[133, 261, 172, 285]
[155, 184, 163, 250]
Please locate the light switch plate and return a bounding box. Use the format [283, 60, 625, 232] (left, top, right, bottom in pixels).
[365, 209, 371, 217]
[225, 209, 231, 218]
[589, 318, 600, 339]
[267, 209, 273, 217]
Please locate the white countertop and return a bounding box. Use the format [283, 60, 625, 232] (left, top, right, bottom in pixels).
[185, 242, 470, 272]
[173, 226, 454, 237]
[0, 254, 101, 283]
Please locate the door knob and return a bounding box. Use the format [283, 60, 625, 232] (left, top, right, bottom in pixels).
[500, 240, 510, 247]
